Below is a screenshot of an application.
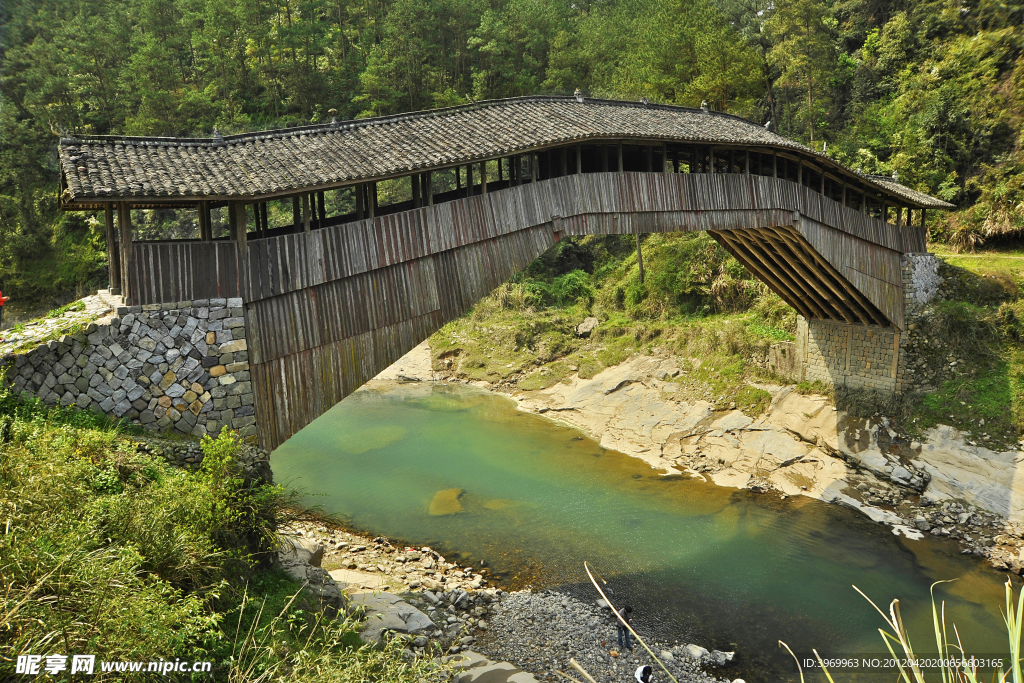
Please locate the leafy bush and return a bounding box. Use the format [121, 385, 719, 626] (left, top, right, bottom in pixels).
[550, 270, 595, 306]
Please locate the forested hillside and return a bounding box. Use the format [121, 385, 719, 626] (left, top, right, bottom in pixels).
[1, 0, 1022, 307]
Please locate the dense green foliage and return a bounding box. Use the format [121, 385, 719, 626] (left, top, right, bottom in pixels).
[1, 0, 1022, 307]
[0, 388, 441, 681]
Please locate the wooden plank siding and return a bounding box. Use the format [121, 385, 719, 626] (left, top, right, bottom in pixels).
[127, 241, 243, 303]
[122, 171, 924, 450]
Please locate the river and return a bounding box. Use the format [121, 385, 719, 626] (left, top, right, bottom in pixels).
[271, 382, 1010, 680]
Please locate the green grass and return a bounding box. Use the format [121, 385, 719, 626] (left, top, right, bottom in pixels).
[0, 383, 443, 682]
[46, 299, 86, 318]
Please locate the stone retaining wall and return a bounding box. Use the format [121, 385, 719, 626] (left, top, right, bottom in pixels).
[794, 253, 942, 393]
[796, 318, 900, 391]
[0, 298, 256, 440]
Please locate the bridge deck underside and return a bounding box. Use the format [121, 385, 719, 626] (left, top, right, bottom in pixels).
[124, 172, 922, 450]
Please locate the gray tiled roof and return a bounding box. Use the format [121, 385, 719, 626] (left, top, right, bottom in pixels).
[58, 96, 952, 209]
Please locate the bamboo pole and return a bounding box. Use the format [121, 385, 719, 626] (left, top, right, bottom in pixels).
[584, 563, 679, 683]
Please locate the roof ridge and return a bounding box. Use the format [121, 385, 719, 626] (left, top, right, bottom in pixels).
[59, 95, 772, 147]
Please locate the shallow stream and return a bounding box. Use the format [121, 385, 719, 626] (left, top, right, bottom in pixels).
[271, 383, 1010, 680]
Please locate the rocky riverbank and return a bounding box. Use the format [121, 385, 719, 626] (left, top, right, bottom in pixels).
[379, 340, 1024, 576]
[277, 520, 742, 683]
[477, 590, 739, 683]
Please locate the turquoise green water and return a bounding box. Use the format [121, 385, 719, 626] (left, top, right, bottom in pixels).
[272, 383, 1010, 680]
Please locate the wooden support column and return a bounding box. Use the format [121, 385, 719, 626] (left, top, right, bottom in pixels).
[467, 163, 474, 197]
[773, 152, 778, 178]
[896, 205, 902, 228]
[118, 202, 133, 303]
[691, 147, 698, 173]
[842, 183, 848, 207]
[302, 193, 311, 233]
[672, 148, 679, 173]
[232, 200, 249, 299]
[729, 149, 735, 173]
[662, 145, 668, 173]
[921, 209, 927, 228]
[532, 154, 538, 182]
[618, 143, 624, 173]
[104, 204, 121, 294]
[355, 185, 364, 219]
[369, 182, 377, 217]
[745, 150, 750, 175]
[317, 191, 326, 227]
[198, 201, 212, 241]
[481, 161, 487, 194]
[426, 172, 433, 207]
[577, 143, 583, 174]
[819, 173, 825, 194]
[798, 160, 803, 186]
[413, 174, 421, 207]
[709, 148, 715, 174]
[293, 196, 301, 227]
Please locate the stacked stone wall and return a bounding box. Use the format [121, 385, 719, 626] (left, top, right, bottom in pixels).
[0, 298, 256, 440]
[797, 318, 899, 391]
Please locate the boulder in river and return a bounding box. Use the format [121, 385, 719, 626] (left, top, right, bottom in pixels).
[430, 488, 465, 515]
[683, 644, 709, 660]
[710, 650, 735, 666]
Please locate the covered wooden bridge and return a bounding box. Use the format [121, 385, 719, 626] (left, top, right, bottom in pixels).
[59, 96, 951, 449]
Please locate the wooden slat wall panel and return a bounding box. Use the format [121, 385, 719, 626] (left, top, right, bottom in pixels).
[251, 311, 444, 450]
[128, 242, 242, 303]
[797, 215, 904, 328]
[250, 225, 555, 449]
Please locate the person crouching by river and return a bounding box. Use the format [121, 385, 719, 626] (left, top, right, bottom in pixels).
[634, 665, 653, 683]
[615, 605, 634, 650]
[0, 290, 9, 341]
